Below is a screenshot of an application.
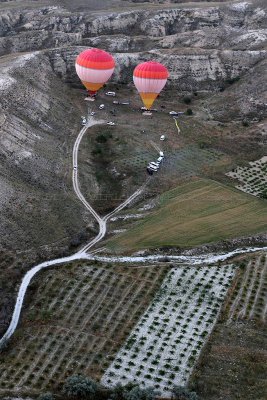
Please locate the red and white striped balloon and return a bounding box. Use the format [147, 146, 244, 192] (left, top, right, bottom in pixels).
[75, 48, 115, 95]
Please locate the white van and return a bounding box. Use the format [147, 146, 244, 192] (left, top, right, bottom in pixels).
[99, 104, 105, 109]
[106, 92, 116, 96]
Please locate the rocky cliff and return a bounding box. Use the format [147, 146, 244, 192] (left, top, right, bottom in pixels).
[0, 1, 266, 122]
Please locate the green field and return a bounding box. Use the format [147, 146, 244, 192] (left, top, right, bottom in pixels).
[107, 179, 267, 251]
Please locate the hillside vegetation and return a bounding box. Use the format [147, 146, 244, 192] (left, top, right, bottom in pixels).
[107, 179, 267, 252]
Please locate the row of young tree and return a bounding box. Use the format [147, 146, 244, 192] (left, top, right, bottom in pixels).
[37, 374, 198, 400]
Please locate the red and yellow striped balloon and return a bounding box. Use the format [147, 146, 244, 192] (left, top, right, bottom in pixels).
[75, 48, 115, 95]
[133, 61, 168, 110]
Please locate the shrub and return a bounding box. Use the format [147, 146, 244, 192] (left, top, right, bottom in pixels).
[37, 393, 55, 400]
[96, 134, 107, 143]
[171, 385, 198, 400]
[123, 385, 161, 400]
[183, 97, 191, 104]
[62, 374, 98, 398]
[186, 108, 193, 116]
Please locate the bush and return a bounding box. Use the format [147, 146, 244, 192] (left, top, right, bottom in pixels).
[96, 134, 107, 143]
[171, 385, 198, 400]
[108, 383, 160, 400]
[123, 385, 160, 400]
[242, 120, 249, 127]
[37, 393, 55, 400]
[92, 147, 102, 155]
[62, 374, 98, 398]
[186, 108, 193, 116]
[183, 97, 191, 104]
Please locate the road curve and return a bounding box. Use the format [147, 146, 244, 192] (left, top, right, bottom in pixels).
[0, 117, 147, 346]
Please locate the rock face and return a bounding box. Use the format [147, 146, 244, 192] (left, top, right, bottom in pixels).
[0, 49, 93, 336]
[0, 1, 266, 122]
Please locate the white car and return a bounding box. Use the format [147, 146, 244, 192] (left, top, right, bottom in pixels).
[99, 104, 105, 110]
[169, 111, 178, 115]
[107, 122, 115, 126]
[82, 119, 86, 126]
[141, 106, 147, 111]
[149, 162, 160, 169]
[159, 151, 164, 157]
[160, 135, 165, 141]
[148, 165, 158, 172]
[90, 112, 95, 116]
[157, 156, 164, 163]
[106, 92, 116, 96]
[73, 166, 77, 170]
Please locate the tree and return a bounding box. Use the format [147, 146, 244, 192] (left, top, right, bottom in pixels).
[183, 97, 191, 104]
[62, 374, 98, 398]
[186, 108, 193, 115]
[171, 385, 198, 400]
[37, 393, 55, 400]
[123, 385, 160, 400]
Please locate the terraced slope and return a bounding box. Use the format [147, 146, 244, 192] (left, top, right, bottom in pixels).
[107, 179, 267, 252]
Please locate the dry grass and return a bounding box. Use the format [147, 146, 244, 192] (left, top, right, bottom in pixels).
[106, 179, 267, 252]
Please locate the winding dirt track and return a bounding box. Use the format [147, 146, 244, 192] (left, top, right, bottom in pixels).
[0, 117, 147, 346]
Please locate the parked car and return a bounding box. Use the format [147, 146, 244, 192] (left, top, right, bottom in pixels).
[160, 135, 165, 141]
[106, 92, 116, 96]
[159, 151, 164, 157]
[147, 167, 153, 175]
[81, 119, 86, 126]
[148, 162, 160, 169]
[73, 166, 77, 170]
[157, 156, 164, 163]
[141, 106, 147, 111]
[99, 104, 105, 109]
[90, 112, 95, 116]
[169, 111, 178, 115]
[107, 121, 115, 126]
[148, 165, 158, 172]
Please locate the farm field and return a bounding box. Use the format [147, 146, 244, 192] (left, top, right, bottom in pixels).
[190, 252, 267, 400]
[226, 156, 267, 198]
[101, 263, 236, 397]
[106, 179, 267, 252]
[0, 262, 169, 396]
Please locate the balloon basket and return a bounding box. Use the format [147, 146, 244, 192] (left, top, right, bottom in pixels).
[142, 111, 152, 116]
[84, 97, 95, 102]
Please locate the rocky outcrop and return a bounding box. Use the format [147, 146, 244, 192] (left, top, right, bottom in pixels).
[0, 51, 91, 252]
[47, 45, 266, 118]
[0, 2, 266, 56]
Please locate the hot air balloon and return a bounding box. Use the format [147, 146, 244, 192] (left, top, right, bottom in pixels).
[75, 48, 115, 100]
[133, 61, 168, 114]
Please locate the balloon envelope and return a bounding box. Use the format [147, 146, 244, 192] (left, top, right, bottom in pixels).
[75, 48, 115, 95]
[133, 61, 168, 110]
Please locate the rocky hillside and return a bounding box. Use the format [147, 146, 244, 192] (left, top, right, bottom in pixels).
[0, 1, 266, 122]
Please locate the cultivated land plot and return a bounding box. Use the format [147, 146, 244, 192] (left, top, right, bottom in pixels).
[107, 179, 267, 252]
[101, 264, 236, 397]
[190, 252, 267, 400]
[0, 262, 168, 395]
[225, 253, 267, 323]
[226, 156, 267, 198]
